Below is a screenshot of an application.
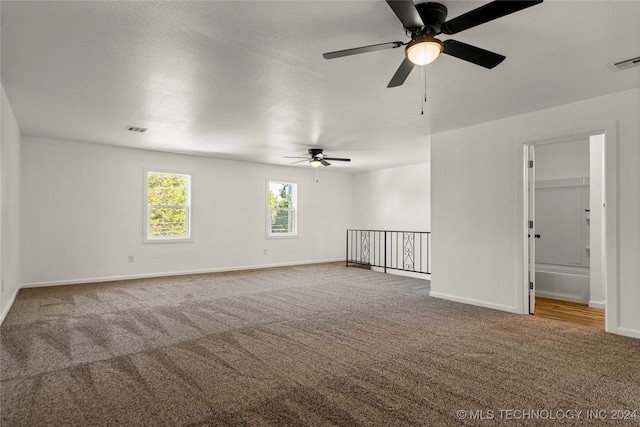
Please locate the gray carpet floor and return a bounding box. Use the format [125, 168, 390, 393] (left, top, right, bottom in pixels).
[1, 263, 639, 426]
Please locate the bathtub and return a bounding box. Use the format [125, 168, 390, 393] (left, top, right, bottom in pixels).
[535, 263, 590, 303]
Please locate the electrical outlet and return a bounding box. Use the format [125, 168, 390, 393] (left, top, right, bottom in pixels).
[263, 249, 268, 255]
[128, 255, 134, 263]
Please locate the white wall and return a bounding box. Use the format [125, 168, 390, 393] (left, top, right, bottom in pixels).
[534, 181, 589, 268]
[535, 138, 589, 180]
[351, 163, 431, 279]
[431, 87, 640, 338]
[1, 85, 22, 322]
[352, 163, 430, 231]
[20, 137, 352, 286]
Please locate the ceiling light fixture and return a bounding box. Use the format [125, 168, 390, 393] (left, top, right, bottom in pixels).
[405, 37, 443, 66]
[310, 159, 322, 167]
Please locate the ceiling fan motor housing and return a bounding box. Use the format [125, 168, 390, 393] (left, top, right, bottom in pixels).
[308, 148, 324, 159]
[414, 2, 448, 36]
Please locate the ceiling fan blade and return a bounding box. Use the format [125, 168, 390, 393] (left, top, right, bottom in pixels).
[387, 57, 415, 88]
[322, 157, 351, 162]
[386, 0, 424, 30]
[323, 41, 404, 60]
[284, 156, 309, 159]
[442, 40, 505, 69]
[441, 1, 543, 35]
[321, 160, 331, 167]
[289, 159, 310, 165]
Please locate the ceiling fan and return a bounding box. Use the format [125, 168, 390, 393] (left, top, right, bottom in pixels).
[285, 148, 351, 167]
[323, 0, 543, 87]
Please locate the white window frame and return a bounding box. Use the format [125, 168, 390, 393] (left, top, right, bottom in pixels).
[266, 179, 298, 239]
[144, 168, 192, 243]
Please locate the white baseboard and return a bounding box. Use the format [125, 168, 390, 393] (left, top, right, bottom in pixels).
[428, 291, 520, 314]
[370, 266, 430, 281]
[1, 285, 21, 325]
[589, 300, 606, 309]
[19, 258, 344, 289]
[613, 327, 640, 340]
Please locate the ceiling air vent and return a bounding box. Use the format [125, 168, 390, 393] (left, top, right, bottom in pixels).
[127, 126, 148, 133]
[607, 56, 640, 72]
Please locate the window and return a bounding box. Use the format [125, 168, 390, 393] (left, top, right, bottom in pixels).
[267, 180, 297, 237]
[144, 169, 191, 242]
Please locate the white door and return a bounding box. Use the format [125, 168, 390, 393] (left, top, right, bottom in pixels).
[528, 146, 536, 314]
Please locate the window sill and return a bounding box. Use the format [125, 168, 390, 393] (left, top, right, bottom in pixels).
[266, 234, 298, 240]
[143, 238, 194, 244]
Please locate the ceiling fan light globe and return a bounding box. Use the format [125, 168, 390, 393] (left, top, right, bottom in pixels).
[406, 39, 443, 65]
[310, 159, 322, 167]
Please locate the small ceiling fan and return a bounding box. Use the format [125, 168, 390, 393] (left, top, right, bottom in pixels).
[323, 0, 543, 87]
[285, 148, 351, 167]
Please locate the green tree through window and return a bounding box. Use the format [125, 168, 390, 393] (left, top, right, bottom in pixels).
[268, 181, 296, 235]
[146, 171, 190, 240]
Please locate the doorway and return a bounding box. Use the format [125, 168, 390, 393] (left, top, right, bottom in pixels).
[523, 131, 612, 331]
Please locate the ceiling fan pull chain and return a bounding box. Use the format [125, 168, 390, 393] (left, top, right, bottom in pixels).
[420, 66, 423, 115]
[421, 66, 426, 115]
[424, 67, 427, 102]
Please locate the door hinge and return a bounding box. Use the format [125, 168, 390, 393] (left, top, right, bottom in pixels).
[529, 160, 534, 168]
[529, 220, 534, 229]
[529, 282, 534, 290]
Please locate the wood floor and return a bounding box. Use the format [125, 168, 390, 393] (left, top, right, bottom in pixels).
[534, 296, 605, 329]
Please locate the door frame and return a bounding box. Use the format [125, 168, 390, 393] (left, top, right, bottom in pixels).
[521, 122, 618, 332]
[526, 145, 536, 314]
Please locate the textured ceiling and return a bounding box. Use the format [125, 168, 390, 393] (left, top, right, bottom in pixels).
[2, 1, 639, 172]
